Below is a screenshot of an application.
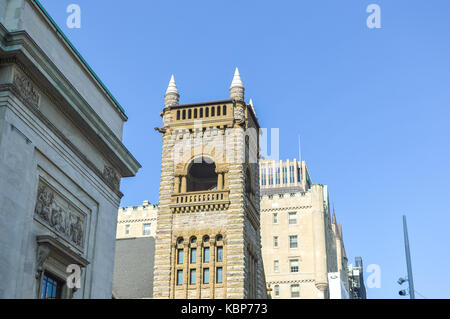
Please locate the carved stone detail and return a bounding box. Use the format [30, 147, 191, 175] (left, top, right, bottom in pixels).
[34, 182, 86, 249]
[103, 165, 121, 191]
[13, 72, 40, 106]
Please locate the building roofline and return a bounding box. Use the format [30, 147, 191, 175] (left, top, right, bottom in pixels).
[32, 0, 128, 120]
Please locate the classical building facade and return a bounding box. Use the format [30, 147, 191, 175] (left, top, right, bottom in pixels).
[151, 69, 267, 299]
[0, 0, 140, 298]
[260, 159, 349, 299]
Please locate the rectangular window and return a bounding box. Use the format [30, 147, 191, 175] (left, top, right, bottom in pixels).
[289, 212, 297, 225]
[268, 168, 273, 185]
[216, 267, 223, 283]
[290, 259, 299, 273]
[217, 247, 223, 262]
[291, 284, 300, 298]
[282, 166, 287, 184]
[261, 168, 267, 186]
[125, 224, 130, 235]
[274, 285, 280, 296]
[203, 268, 210, 284]
[276, 167, 280, 185]
[40, 273, 62, 299]
[190, 248, 197, 264]
[273, 236, 279, 248]
[274, 260, 279, 272]
[297, 167, 302, 182]
[204, 247, 210, 263]
[143, 223, 151, 236]
[177, 249, 184, 264]
[273, 213, 278, 224]
[190, 269, 196, 285]
[177, 270, 183, 286]
[289, 235, 298, 249]
[290, 165, 295, 183]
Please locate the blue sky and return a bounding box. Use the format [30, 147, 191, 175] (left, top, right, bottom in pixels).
[40, 0, 450, 299]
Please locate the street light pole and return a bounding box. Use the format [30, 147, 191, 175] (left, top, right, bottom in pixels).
[403, 215, 415, 299]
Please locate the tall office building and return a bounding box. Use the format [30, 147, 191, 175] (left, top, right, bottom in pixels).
[259, 159, 349, 299]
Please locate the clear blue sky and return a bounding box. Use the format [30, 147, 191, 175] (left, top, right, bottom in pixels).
[40, 0, 450, 299]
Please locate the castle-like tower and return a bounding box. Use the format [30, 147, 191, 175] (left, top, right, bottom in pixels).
[153, 69, 267, 299]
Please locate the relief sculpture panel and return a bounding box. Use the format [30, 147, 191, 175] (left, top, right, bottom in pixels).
[34, 180, 86, 249]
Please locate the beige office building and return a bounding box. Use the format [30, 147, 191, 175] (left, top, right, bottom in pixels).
[116, 201, 158, 239]
[259, 159, 349, 299]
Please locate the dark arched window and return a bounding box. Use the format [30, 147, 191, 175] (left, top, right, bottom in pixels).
[223, 105, 227, 115]
[187, 158, 218, 192]
[217, 105, 221, 116]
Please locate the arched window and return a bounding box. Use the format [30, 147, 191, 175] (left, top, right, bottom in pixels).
[177, 110, 180, 120]
[187, 158, 218, 192]
[223, 105, 227, 115]
[217, 105, 221, 116]
[211, 107, 215, 117]
[205, 107, 209, 117]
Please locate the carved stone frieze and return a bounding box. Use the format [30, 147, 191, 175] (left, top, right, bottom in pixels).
[13, 72, 40, 106]
[103, 165, 121, 191]
[34, 182, 86, 249]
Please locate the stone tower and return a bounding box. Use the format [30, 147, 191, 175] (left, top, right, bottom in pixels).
[153, 69, 267, 299]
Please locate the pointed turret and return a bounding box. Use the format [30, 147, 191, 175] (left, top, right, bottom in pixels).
[229, 67, 245, 101]
[332, 205, 337, 224]
[165, 75, 179, 107]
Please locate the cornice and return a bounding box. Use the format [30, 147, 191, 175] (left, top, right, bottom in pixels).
[117, 218, 157, 224]
[267, 279, 315, 285]
[261, 205, 312, 212]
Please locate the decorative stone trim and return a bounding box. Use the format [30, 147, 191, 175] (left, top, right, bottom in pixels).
[170, 190, 230, 213]
[261, 205, 312, 212]
[267, 279, 315, 285]
[117, 218, 157, 224]
[34, 180, 87, 250]
[103, 165, 121, 192]
[13, 71, 40, 107]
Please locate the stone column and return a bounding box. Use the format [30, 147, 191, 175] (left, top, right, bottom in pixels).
[181, 175, 187, 193]
[210, 239, 216, 299]
[217, 173, 223, 190]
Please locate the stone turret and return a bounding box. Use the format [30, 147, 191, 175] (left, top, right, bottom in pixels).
[229, 68, 245, 101]
[165, 75, 179, 107]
